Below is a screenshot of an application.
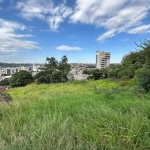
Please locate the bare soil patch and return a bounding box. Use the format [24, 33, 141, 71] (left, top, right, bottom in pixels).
[0, 86, 11, 105]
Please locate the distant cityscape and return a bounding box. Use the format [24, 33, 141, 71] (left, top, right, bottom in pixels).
[0, 50, 111, 81]
[0, 63, 96, 81]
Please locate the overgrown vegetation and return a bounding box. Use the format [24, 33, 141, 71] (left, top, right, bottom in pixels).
[0, 80, 150, 149]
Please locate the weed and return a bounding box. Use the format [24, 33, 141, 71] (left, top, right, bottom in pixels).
[0, 80, 150, 149]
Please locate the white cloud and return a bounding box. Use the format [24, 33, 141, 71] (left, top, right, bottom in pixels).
[40, 29, 51, 32]
[0, 19, 40, 56]
[122, 39, 129, 42]
[16, 0, 72, 32]
[15, 0, 150, 39]
[70, 0, 127, 24]
[56, 45, 82, 51]
[0, 52, 17, 57]
[0, 0, 3, 3]
[68, 35, 76, 38]
[128, 24, 150, 34]
[47, 16, 63, 32]
[96, 30, 116, 42]
[70, 0, 150, 42]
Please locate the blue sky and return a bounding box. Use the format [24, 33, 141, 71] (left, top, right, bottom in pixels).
[0, 0, 150, 64]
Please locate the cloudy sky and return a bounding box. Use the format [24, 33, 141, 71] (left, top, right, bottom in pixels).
[0, 0, 150, 63]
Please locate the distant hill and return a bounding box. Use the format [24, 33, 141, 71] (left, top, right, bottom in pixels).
[0, 62, 33, 67]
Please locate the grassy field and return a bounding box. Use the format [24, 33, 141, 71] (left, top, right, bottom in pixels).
[0, 79, 150, 150]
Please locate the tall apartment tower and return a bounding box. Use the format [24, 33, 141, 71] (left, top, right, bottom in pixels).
[96, 51, 110, 69]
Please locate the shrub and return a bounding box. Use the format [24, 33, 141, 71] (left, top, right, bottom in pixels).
[9, 70, 33, 88]
[33, 71, 46, 81]
[129, 86, 146, 96]
[119, 81, 128, 87]
[37, 76, 48, 84]
[134, 66, 150, 92]
[87, 76, 93, 80]
[92, 69, 103, 80]
[117, 70, 127, 79]
[119, 78, 137, 87]
[121, 76, 129, 81]
[127, 78, 137, 86]
[82, 69, 90, 74]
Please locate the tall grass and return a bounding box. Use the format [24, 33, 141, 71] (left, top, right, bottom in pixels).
[0, 79, 150, 149]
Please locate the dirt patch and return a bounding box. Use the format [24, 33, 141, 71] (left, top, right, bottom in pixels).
[0, 86, 9, 93]
[0, 93, 11, 105]
[0, 86, 11, 105]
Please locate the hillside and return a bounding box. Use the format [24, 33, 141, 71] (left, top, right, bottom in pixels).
[0, 80, 150, 149]
[0, 62, 33, 68]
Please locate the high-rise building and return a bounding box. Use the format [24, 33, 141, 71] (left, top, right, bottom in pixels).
[6, 68, 11, 75]
[11, 68, 15, 74]
[33, 64, 38, 72]
[96, 51, 110, 69]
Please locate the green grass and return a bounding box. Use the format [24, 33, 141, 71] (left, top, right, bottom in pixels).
[0, 79, 150, 150]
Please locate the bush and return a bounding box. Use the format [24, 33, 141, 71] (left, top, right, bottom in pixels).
[82, 69, 90, 74]
[33, 71, 46, 81]
[119, 81, 128, 87]
[127, 78, 137, 86]
[91, 69, 103, 80]
[119, 78, 137, 87]
[117, 70, 127, 79]
[129, 86, 146, 96]
[134, 66, 150, 92]
[37, 76, 48, 84]
[121, 76, 129, 81]
[87, 76, 93, 80]
[9, 70, 33, 88]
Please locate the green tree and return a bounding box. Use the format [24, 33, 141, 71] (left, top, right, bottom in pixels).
[119, 39, 150, 80]
[37, 55, 71, 84]
[58, 56, 71, 82]
[82, 69, 90, 74]
[91, 69, 107, 80]
[37, 76, 48, 84]
[34, 71, 47, 81]
[106, 64, 121, 78]
[44, 57, 58, 83]
[9, 70, 33, 87]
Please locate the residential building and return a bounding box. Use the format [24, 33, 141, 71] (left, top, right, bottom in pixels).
[6, 68, 11, 75]
[96, 51, 110, 69]
[33, 64, 38, 72]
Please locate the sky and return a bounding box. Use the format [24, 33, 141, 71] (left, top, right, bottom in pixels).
[0, 0, 150, 64]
